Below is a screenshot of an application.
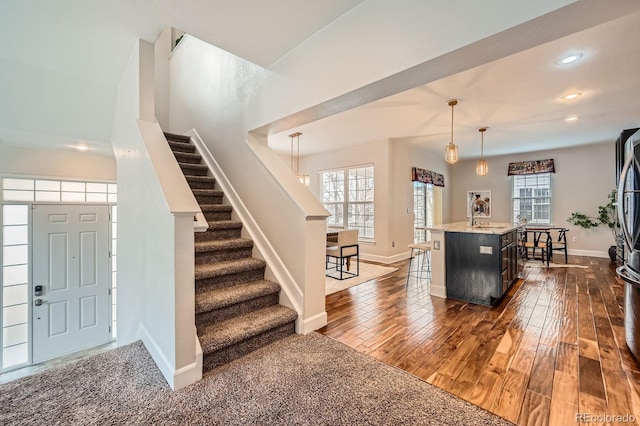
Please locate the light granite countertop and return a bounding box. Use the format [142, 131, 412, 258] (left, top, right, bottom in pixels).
[427, 221, 523, 234]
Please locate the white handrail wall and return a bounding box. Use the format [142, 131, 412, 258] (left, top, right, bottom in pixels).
[112, 39, 202, 390]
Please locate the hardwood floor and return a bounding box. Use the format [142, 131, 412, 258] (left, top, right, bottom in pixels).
[319, 256, 640, 425]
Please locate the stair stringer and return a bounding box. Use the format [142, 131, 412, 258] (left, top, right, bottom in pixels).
[185, 129, 305, 332]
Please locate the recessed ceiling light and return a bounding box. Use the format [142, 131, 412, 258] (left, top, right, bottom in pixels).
[561, 92, 582, 101]
[558, 53, 583, 65]
[565, 115, 578, 122]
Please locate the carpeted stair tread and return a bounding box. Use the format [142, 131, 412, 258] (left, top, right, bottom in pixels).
[200, 204, 232, 213]
[168, 141, 195, 153]
[179, 162, 208, 172]
[173, 151, 202, 164]
[206, 220, 242, 230]
[193, 189, 224, 197]
[163, 129, 298, 371]
[195, 279, 280, 314]
[186, 176, 216, 185]
[164, 132, 191, 143]
[198, 305, 298, 353]
[195, 258, 265, 280]
[195, 237, 253, 253]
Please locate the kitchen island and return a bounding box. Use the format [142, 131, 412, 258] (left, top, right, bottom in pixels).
[426, 222, 523, 306]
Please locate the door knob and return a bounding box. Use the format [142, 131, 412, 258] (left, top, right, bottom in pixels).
[34, 299, 46, 306]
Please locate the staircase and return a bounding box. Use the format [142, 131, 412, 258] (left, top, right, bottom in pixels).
[164, 132, 298, 372]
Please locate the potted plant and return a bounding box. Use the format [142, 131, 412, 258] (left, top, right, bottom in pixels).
[567, 189, 618, 261]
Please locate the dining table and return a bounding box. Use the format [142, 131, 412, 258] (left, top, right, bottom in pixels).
[521, 225, 559, 266]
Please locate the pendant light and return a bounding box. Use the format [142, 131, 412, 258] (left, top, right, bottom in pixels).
[476, 127, 489, 176]
[289, 132, 310, 186]
[444, 100, 459, 164]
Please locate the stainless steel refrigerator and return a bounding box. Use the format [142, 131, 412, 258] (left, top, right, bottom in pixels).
[617, 129, 640, 361]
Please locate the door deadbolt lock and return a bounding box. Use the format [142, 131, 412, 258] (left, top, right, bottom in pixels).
[35, 285, 43, 296]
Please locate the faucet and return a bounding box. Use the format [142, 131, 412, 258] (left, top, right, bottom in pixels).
[469, 193, 475, 227]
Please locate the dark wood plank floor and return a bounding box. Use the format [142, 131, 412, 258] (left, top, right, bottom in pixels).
[319, 256, 640, 426]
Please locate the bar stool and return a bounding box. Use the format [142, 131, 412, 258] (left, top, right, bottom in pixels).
[406, 242, 431, 287]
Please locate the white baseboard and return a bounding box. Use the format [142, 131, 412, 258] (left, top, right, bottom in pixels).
[567, 249, 609, 258]
[362, 249, 611, 264]
[173, 331, 203, 391]
[360, 251, 410, 265]
[138, 324, 201, 391]
[429, 284, 447, 299]
[297, 311, 327, 334]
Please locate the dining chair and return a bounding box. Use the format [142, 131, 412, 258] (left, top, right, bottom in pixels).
[522, 228, 551, 267]
[326, 229, 359, 280]
[549, 227, 569, 263]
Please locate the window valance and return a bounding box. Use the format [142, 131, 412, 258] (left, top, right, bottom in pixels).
[507, 159, 555, 176]
[411, 167, 445, 187]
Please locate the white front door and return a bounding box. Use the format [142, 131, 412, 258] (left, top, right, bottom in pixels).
[32, 204, 111, 363]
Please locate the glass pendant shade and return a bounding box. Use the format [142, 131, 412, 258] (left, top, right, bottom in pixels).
[289, 132, 309, 186]
[444, 100, 459, 164]
[476, 159, 488, 175]
[298, 174, 310, 186]
[445, 143, 458, 164]
[476, 127, 489, 176]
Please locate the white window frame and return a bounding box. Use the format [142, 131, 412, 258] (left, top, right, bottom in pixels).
[320, 164, 375, 240]
[511, 173, 552, 224]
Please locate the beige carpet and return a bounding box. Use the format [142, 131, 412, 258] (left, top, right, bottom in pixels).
[0, 334, 511, 425]
[325, 262, 398, 295]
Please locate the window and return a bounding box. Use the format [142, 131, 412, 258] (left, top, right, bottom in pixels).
[2, 178, 117, 203]
[512, 173, 551, 224]
[413, 182, 434, 243]
[321, 165, 374, 239]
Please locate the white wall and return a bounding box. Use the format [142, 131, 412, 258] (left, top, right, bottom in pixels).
[449, 141, 615, 256]
[154, 27, 173, 130]
[111, 40, 199, 389]
[0, 145, 116, 181]
[0, 57, 116, 144]
[389, 138, 451, 256]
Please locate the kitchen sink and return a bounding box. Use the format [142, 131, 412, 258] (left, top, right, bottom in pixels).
[473, 224, 506, 229]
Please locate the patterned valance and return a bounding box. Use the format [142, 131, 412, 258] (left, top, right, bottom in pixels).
[507, 159, 555, 176]
[411, 167, 445, 187]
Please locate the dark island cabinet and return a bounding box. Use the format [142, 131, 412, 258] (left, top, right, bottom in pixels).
[445, 228, 521, 306]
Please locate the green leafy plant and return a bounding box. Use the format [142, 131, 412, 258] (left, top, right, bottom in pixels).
[567, 189, 618, 242]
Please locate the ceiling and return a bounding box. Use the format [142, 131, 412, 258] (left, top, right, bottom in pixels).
[3, 2, 639, 160]
[0, 0, 364, 151]
[268, 11, 640, 160]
